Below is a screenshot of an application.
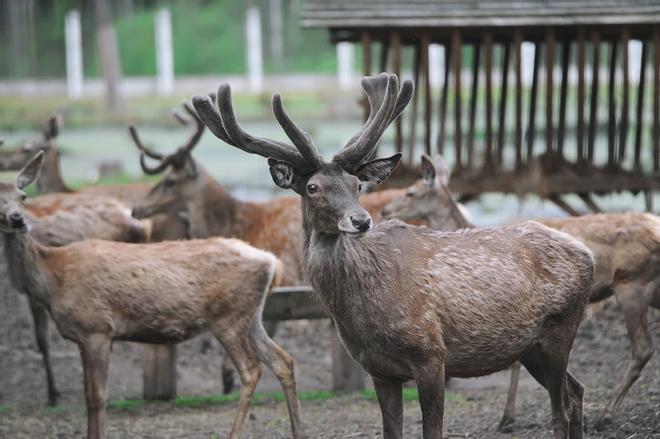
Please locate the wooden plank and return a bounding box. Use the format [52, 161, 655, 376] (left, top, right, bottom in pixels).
[453, 30, 463, 169]
[497, 42, 511, 166]
[514, 32, 523, 170]
[634, 41, 648, 170]
[526, 42, 541, 163]
[379, 39, 390, 73]
[391, 31, 403, 154]
[588, 31, 601, 163]
[143, 345, 177, 400]
[437, 43, 451, 155]
[331, 324, 365, 391]
[557, 41, 570, 158]
[263, 287, 325, 320]
[467, 42, 481, 168]
[408, 42, 421, 163]
[545, 28, 555, 154]
[655, 28, 660, 171]
[422, 33, 432, 155]
[577, 28, 586, 166]
[485, 31, 494, 167]
[619, 27, 630, 164]
[608, 41, 618, 168]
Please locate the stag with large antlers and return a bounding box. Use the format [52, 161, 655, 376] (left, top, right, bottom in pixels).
[0, 152, 304, 439]
[382, 154, 660, 430]
[193, 73, 595, 438]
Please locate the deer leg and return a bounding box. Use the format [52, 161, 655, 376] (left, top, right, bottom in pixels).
[221, 355, 236, 394]
[79, 334, 111, 439]
[498, 361, 521, 431]
[249, 322, 306, 438]
[372, 376, 403, 439]
[595, 284, 654, 429]
[565, 371, 585, 439]
[214, 330, 262, 439]
[28, 298, 60, 406]
[415, 360, 446, 439]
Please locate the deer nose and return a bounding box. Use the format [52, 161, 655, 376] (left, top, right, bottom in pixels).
[350, 215, 372, 232]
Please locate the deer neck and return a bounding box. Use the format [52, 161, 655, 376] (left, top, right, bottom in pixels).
[3, 231, 53, 308]
[36, 148, 72, 194]
[187, 171, 240, 239]
[429, 187, 475, 231]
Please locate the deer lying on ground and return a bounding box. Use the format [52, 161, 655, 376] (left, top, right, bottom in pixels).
[0, 152, 304, 439]
[382, 154, 660, 430]
[193, 73, 595, 439]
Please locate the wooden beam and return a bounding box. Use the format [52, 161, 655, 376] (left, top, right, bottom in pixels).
[332, 324, 364, 391]
[607, 41, 618, 168]
[437, 43, 451, 155]
[557, 41, 570, 158]
[577, 28, 586, 166]
[263, 287, 325, 320]
[588, 31, 601, 163]
[408, 42, 421, 164]
[619, 27, 630, 164]
[578, 192, 602, 213]
[484, 31, 494, 167]
[143, 345, 177, 400]
[379, 39, 389, 73]
[545, 28, 555, 155]
[391, 31, 403, 154]
[655, 29, 660, 171]
[526, 42, 541, 163]
[497, 42, 511, 166]
[452, 30, 462, 169]
[467, 42, 481, 168]
[548, 193, 580, 217]
[422, 33, 432, 156]
[634, 41, 648, 171]
[514, 31, 523, 170]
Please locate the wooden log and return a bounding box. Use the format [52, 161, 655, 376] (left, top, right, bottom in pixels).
[452, 30, 462, 169]
[557, 41, 570, 158]
[514, 32, 523, 170]
[588, 32, 601, 163]
[391, 31, 403, 154]
[331, 323, 365, 391]
[608, 41, 618, 168]
[577, 29, 586, 166]
[619, 27, 630, 164]
[422, 33, 432, 155]
[526, 42, 541, 163]
[497, 42, 511, 166]
[545, 28, 555, 154]
[408, 42, 421, 163]
[468, 42, 481, 169]
[655, 29, 660, 171]
[263, 286, 325, 320]
[437, 43, 451, 155]
[634, 41, 648, 170]
[484, 31, 494, 167]
[143, 344, 177, 400]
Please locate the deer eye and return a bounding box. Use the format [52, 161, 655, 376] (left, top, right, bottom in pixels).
[406, 192, 414, 198]
[163, 179, 176, 188]
[19, 193, 26, 201]
[358, 183, 363, 192]
[307, 183, 319, 194]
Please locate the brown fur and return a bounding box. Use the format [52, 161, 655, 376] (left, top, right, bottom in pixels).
[382, 155, 660, 430]
[0, 156, 305, 439]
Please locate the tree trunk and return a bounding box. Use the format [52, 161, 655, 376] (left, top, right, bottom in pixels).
[93, 0, 124, 115]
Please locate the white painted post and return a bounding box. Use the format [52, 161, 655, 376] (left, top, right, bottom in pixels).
[337, 42, 354, 90]
[245, 6, 264, 93]
[429, 44, 444, 88]
[629, 39, 642, 85]
[521, 41, 535, 86]
[155, 8, 174, 96]
[65, 10, 83, 98]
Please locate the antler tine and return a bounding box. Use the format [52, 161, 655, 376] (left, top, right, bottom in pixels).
[334, 74, 406, 170]
[272, 94, 324, 168]
[128, 125, 164, 160]
[172, 109, 190, 126]
[140, 152, 172, 175]
[178, 101, 204, 155]
[193, 85, 315, 173]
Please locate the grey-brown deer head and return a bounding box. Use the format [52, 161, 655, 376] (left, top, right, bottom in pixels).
[0, 152, 43, 234]
[193, 73, 413, 235]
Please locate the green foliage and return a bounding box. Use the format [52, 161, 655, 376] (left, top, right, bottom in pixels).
[0, 404, 11, 413]
[107, 399, 143, 412]
[175, 389, 337, 409]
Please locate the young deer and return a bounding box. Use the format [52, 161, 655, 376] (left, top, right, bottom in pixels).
[382, 154, 660, 430]
[0, 152, 304, 439]
[193, 73, 595, 439]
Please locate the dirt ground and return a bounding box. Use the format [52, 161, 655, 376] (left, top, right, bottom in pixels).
[0, 253, 658, 438]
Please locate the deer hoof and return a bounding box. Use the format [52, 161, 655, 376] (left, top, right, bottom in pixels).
[48, 390, 61, 407]
[497, 415, 516, 432]
[593, 413, 612, 431]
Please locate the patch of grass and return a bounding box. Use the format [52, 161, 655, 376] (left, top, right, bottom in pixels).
[108, 399, 143, 412]
[0, 404, 12, 413]
[175, 389, 338, 409]
[362, 388, 461, 403]
[41, 405, 69, 415]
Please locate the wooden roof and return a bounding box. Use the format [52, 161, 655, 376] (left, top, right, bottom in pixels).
[302, 1, 660, 29]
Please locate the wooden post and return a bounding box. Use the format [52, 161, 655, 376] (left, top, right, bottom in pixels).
[467, 42, 481, 169]
[437, 44, 451, 155]
[497, 42, 511, 166]
[607, 41, 618, 168]
[588, 32, 601, 163]
[331, 324, 364, 391]
[65, 10, 83, 98]
[577, 28, 586, 166]
[619, 28, 630, 163]
[654, 29, 660, 172]
[526, 42, 540, 163]
[514, 32, 522, 170]
[155, 8, 174, 96]
[362, 31, 372, 122]
[545, 28, 555, 154]
[484, 31, 493, 167]
[143, 345, 177, 400]
[391, 32, 403, 153]
[557, 41, 570, 158]
[452, 30, 462, 169]
[407, 42, 421, 163]
[422, 33, 432, 156]
[93, 0, 124, 114]
[245, 6, 264, 93]
[634, 41, 648, 170]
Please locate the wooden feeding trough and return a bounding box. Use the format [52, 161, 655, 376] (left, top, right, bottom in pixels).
[302, 0, 660, 214]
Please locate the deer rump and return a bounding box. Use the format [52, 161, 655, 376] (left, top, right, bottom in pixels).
[308, 220, 594, 380]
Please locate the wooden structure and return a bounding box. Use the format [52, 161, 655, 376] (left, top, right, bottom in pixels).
[143, 287, 363, 400]
[302, 0, 660, 213]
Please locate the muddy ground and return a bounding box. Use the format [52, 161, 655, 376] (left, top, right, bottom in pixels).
[0, 255, 658, 438]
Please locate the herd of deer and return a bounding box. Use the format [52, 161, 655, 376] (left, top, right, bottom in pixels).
[0, 73, 657, 439]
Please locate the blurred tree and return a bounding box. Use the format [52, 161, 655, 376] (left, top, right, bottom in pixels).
[93, 0, 124, 114]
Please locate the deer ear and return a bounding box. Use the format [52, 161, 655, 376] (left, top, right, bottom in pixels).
[268, 158, 298, 190]
[353, 153, 401, 185]
[44, 115, 60, 140]
[16, 151, 44, 189]
[420, 154, 436, 186]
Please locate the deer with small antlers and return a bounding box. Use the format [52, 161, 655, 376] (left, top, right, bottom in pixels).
[0, 152, 304, 439]
[382, 154, 660, 431]
[192, 73, 595, 438]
